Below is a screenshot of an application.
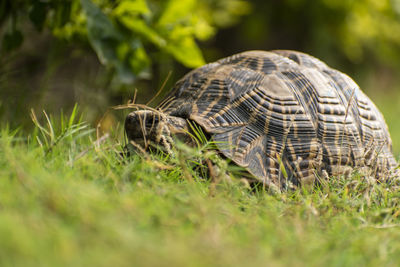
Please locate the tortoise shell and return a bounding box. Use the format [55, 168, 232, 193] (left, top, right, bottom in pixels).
[149, 50, 398, 188]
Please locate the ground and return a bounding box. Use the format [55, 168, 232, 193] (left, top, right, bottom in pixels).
[1, 107, 400, 267]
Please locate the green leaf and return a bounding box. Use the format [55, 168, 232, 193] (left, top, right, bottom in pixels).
[116, 40, 150, 76]
[156, 0, 206, 67]
[81, 0, 122, 64]
[158, 0, 196, 26]
[193, 17, 215, 41]
[113, 0, 150, 16]
[81, 0, 137, 83]
[114, 0, 166, 48]
[166, 36, 205, 68]
[128, 41, 151, 75]
[116, 16, 166, 48]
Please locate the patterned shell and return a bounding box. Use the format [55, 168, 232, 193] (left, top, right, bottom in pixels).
[157, 50, 397, 188]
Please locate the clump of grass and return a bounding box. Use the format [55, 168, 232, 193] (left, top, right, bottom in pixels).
[1, 107, 400, 266]
[30, 104, 94, 154]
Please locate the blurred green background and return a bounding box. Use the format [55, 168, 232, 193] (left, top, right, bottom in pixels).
[1, 0, 400, 155]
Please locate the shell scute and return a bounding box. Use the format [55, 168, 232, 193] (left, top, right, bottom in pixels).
[157, 50, 397, 188]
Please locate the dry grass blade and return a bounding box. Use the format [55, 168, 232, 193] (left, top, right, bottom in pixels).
[132, 88, 138, 106]
[96, 100, 162, 142]
[207, 158, 218, 196]
[145, 159, 175, 170]
[70, 133, 111, 164]
[30, 109, 50, 137]
[128, 140, 150, 159]
[146, 71, 172, 106]
[43, 110, 55, 141]
[112, 103, 162, 113]
[113, 103, 170, 149]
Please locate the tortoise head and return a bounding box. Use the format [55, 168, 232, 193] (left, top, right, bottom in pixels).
[125, 110, 190, 152]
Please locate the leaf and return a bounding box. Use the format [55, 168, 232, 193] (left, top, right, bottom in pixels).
[80, 0, 138, 83]
[156, 0, 206, 67]
[116, 40, 150, 76]
[166, 35, 205, 68]
[113, 0, 150, 16]
[193, 17, 215, 41]
[158, 0, 196, 26]
[81, 0, 122, 64]
[114, 1, 166, 47]
[128, 41, 151, 75]
[116, 16, 166, 48]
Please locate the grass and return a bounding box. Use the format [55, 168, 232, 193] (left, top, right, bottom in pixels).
[1, 109, 400, 267]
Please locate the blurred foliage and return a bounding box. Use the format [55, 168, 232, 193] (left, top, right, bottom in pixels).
[0, 0, 250, 82]
[1, 0, 400, 150]
[2, 0, 400, 82]
[218, 0, 400, 71]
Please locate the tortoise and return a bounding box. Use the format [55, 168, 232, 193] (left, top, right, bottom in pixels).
[125, 50, 398, 189]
